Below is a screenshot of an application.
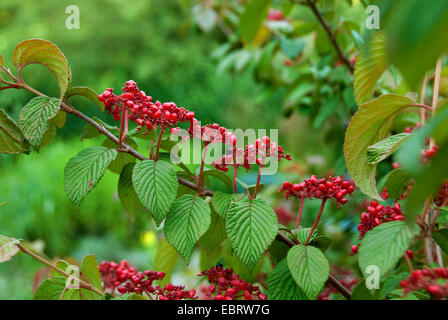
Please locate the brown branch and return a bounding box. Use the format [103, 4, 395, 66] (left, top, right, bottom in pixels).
[305, 0, 354, 73]
[17, 243, 104, 296]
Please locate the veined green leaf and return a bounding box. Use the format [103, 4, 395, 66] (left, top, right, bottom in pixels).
[0, 108, 29, 154]
[18, 96, 61, 151]
[64, 146, 117, 206]
[359, 221, 418, 278]
[211, 191, 242, 219]
[34, 277, 66, 300]
[268, 258, 308, 300]
[164, 195, 211, 264]
[366, 133, 410, 165]
[287, 244, 329, 299]
[226, 198, 278, 271]
[344, 94, 414, 199]
[354, 32, 388, 105]
[132, 160, 178, 226]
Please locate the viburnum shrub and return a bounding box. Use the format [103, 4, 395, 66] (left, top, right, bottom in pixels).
[0, 37, 447, 302]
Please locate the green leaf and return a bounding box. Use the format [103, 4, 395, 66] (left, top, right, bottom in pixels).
[81, 117, 118, 140]
[384, 169, 412, 200]
[236, 178, 265, 195]
[211, 191, 242, 219]
[287, 244, 329, 299]
[50, 110, 66, 129]
[382, 0, 448, 88]
[64, 146, 118, 206]
[309, 236, 332, 253]
[34, 277, 66, 300]
[196, 167, 232, 189]
[65, 86, 103, 110]
[101, 138, 137, 174]
[80, 255, 102, 293]
[0, 53, 3, 67]
[366, 133, 411, 165]
[351, 281, 378, 300]
[433, 229, 448, 255]
[354, 32, 388, 105]
[226, 198, 278, 271]
[280, 37, 305, 59]
[154, 238, 178, 286]
[239, 0, 272, 45]
[13, 39, 71, 99]
[118, 163, 147, 222]
[267, 258, 308, 300]
[224, 242, 265, 283]
[291, 227, 316, 244]
[379, 272, 409, 299]
[0, 108, 29, 154]
[18, 96, 61, 151]
[344, 94, 414, 199]
[163, 195, 211, 264]
[199, 209, 226, 252]
[0, 235, 20, 263]
[269, 239, 289, 265]
[132, 160, 178, 226]
[359, 221, 418, 278]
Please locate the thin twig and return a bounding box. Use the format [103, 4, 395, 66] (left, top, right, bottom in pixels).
[305, 0, 354, 72]
[17, 243, 104, 296]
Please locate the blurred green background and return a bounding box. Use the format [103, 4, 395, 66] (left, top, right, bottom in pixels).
[0, 0, 364, 299]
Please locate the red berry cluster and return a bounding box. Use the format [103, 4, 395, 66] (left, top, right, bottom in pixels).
[403, 122, 421, 133]
[318, 267, 359, 300]
[99, 80, 195, 132]
[99, 260, 195, 300]
[400, 267, 448, 299]
[351, 201, 404, 255]
[99, 260, 138, 291]
[279, 175, 355, 206]
[187, 119, 235, 145]
[198, 266, 266, 300]
[421, 145, 439, 162]
[267, 9, 284, 21]
[212, 136, 291, 172]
